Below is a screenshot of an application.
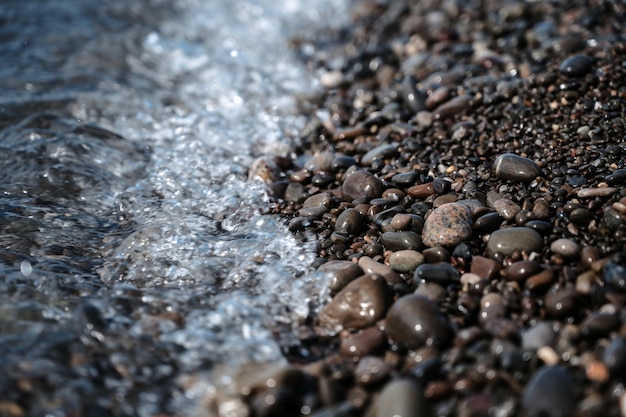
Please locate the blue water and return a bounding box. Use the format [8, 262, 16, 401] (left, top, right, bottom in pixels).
[0, 0, 348, 415]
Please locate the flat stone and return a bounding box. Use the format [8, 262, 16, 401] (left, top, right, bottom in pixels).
[577, 187, 617, 198]
[487, 227, 543, 257]
[374, 378, 430, 417]
[493, 153, 541, 182]
[559, 54, 593, 77]
[422, 203, 472, 247]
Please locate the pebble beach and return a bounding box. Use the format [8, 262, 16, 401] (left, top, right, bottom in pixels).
[242, 1, 626, 416]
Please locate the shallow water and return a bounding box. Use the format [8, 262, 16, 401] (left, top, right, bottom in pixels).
[0, 0, 348, 415]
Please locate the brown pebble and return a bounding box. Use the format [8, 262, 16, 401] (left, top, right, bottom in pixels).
[385, 294, 454, 350]
[340, 326, 387, 357]
[318, 274, 391, 332]
[580, 246, 601, 269]
[407, 183, 435, 199]
[492, 198, 522, 221]
[390, 213, 413, 231]
[471, 256, 501, 280]
[319, 260, 364, 293]
[505, 260, 543, 281]
[525, 268, 556, 291]
[354, 356, 393, 387]
[342, 170, 385, 202]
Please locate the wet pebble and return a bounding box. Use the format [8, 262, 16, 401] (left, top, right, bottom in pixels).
[342, 170, 385, 202]
[559, 54, 593, 77]
[422, 203, 472, 247]
[550, 237, 580, 258]
[388, 250, 424, 273]
[521, 366, 575, 417]
[381, 231, 422, 251]
[433, 94, 472, 120]
[340, 326, 387, 357]
[361, 144, 398, 166]
[486, 227, 543, 257]
[354, 356, 392, 387]
[407, 183, 435, 199]
[492, 198, 521, 221]
[505, 260, 543, 281]
[470, 256, 501, 280]
[318, 274, 391, 332]
[473, 212, 503, 234]
[335, 208, 366, 235]
[390, 213, 413, 231]
[413, 262, 460, 285]
[422, 246, 450, 263]
[493, 153, 541, 183]
[479, 293, 507, 324]
[385, 294, 453, 350]
[358, 256, 404, 283]
[318, 261, 364, 293]
[544, 288, 580, 318]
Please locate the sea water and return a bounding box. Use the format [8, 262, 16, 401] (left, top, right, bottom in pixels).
[0, 0, 348, 415]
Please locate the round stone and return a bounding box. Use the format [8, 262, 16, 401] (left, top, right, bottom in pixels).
[486, 227, 543, 257]
[422, 203, 472, 247]
[413, 262, 460, 285]
[550, 238, 580, 258]
[388, 250, 424, 272]
[493, 153, 541, 182]
[335, 208, 366, 235]
[342, 170, 385, 202]
[385, 294, 453, 350]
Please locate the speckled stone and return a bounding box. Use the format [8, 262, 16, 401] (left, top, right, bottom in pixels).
[422, 203, 472, 247]
[342, 170, 385, 202]
[493, 153, 541, 182]
[486, 227, 543, 257]
[492, 198, 521, 221]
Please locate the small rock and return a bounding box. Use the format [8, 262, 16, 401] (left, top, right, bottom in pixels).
[340, 326, 387, 357]
[414, 262, 460, 285]
[559, 54, 593, 77]
[318, 260, 364, 293]
[342, 170, 385, 202]
[486, 227, 543, 258]
[422, 203, 473, 247]
[318, 274, 391, 332]
[335, 208, 366, 235]
[550, 238, 580, 258]
[493, 153, 541, 182]
[492, 198, 522, 221]
[381, 231, 422, 251]
[385, 294, 453, 350]
[388, 250, 424, 272]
